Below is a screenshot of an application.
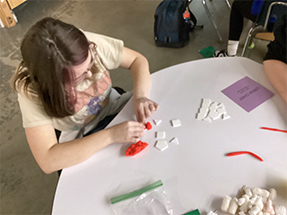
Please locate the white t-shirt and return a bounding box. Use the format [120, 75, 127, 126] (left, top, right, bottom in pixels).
[17, 31, 132, 142]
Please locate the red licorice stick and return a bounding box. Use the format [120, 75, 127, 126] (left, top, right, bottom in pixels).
[261, 127, 287, 133]
[227, 151, 264, 162]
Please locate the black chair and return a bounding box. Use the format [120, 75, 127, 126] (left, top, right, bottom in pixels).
[241, 0, 287, 56]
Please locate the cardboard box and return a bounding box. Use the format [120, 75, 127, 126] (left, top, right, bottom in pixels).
[7, 0, 26, 9]
[0, 0, 16, 28]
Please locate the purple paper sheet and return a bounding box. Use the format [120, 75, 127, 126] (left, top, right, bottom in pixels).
[222, 76, 274, 112]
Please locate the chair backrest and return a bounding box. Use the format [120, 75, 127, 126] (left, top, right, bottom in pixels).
[255, 0, 287, 31]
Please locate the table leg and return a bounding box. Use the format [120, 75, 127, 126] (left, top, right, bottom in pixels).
[225, 0, 231, 9]
[202, 0, 223, 43]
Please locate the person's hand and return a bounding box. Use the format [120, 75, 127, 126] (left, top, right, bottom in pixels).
[133, 97, 158, 123]
[109, 121, 145, 143]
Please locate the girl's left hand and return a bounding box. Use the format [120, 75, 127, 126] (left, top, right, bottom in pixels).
[133, 97, 158, 123]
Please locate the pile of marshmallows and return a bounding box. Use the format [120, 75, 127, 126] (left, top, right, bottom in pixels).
[196, 99, 230, 122]
[221, 185, 286, 215]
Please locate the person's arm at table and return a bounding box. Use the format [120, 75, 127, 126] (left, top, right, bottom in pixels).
[25, 121, 144, 174]
[120, 47, 158, 123]
[263, 59, 287, 103]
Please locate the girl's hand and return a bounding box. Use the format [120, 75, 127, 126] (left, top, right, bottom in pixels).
[133, 97, 158, 123]
[109, 121, 145, 143]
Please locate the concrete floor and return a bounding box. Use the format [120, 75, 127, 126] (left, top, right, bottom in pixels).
[0, 0, 269, 214]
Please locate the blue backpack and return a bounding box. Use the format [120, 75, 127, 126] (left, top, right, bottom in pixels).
[154, 0, 197, 48]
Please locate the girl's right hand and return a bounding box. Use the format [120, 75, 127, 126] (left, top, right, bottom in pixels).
[108, 121, 145, 143]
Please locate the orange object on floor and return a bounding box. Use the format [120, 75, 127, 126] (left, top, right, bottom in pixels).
[183, 10, 190, 18]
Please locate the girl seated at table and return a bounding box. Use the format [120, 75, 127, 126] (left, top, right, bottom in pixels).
[12, 17, 158, 174]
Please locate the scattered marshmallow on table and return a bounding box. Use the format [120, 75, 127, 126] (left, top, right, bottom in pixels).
[171, 119, 181, 127]
[155, 140, 168, 151]
[156, 131, 165, 139]
[153, 119, 162, 126]
[169, 137, 179, 145]
[153, 118, 182, 152]
[222, 113, 231, 120]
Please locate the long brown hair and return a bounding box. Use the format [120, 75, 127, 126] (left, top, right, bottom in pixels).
[12, 17, 90, 118]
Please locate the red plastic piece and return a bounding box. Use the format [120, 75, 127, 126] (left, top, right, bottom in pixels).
[261, 127, 287, 133]
[227, 151, 264, 162]
[183, 10, 190, 18]
[125, 141, 148, 156]
[145, 122, 152, 130]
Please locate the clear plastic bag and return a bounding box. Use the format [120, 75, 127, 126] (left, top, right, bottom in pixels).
[110, 180, 173, 215]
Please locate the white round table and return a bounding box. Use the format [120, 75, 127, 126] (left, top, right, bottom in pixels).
[52, 57, 287, 215]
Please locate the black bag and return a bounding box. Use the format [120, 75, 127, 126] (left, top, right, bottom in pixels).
[154, 0, 197, 48]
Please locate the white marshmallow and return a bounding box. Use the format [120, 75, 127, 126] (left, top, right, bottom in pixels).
[153, 119, 162, 125]
[216, 107, 227, 115]
[228, 198, 239, 215]
[248, 206, 260, 215]
[156, 131, 165, 139]
[261, 189, 270, 198]
[222, 113, 231, 120]
[202, 98, 212, 106]
[250, 194, 258, 203]
[240, 202, 249, 213]
[208, 110, 221, 120]
[221, 196, 232, 212]
[254, 197, 264, 210]
[207, 210, 218, 215]
[263, 200, 275, 215]
[275, 205, 286, 215]
[252, 188, 263, 196]
[258, 211, 263, 215]
[169, 137, 179, 145]
[242, 194, 250, 202]
[209, 102, 218, 111]
[268, 188, 277, 200]
[238, 197, 246, 206]
[238, 185, 247, 197]
[244, 188, 253, 197]
[155, 140, 168, 151]
[171, 119, 181, 127]
[204, 116, 212, 123]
